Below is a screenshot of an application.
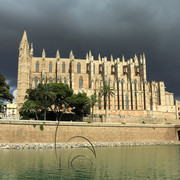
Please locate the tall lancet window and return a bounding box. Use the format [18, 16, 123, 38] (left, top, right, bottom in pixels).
[36, 61, 39, 72]
[77, 62, 81, 73]
[63, 77, 66, 84]
[93, 64, 95, 74]
[126, 94, 129, 110]
[134, 81, 137, 110]
[35, 79, 38, 88]
[62, 62, 65, 73]
[121, 80, 124, 110]
[150, 96, 152, 110]
[79, 77, 83, 88]
[49, 62, 52, 73]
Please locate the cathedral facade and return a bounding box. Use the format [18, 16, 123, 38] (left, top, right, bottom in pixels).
[17, 31, 177, 119]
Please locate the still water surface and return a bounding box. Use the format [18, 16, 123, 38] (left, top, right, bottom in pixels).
[0, 145, 180, 179]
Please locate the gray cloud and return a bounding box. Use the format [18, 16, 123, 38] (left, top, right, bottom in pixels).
[0, 0, 180, 98]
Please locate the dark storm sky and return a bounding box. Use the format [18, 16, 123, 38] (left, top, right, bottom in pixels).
[0, 0, 180, 99]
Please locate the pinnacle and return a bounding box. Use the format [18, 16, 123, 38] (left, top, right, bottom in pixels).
[56, 49, 60, 58]
[21, 30, 28, 42]
[70, 50, 73, 56]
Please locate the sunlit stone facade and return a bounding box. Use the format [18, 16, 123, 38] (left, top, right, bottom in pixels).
[17, 31, 177, 119]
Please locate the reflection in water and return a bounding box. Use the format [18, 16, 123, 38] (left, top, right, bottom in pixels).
[0, 145, 180, 179]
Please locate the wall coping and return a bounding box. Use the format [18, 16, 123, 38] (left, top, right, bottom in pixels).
[0, 119, 180, 128]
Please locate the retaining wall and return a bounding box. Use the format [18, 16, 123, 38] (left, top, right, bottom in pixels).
[0, 120, 179, 143]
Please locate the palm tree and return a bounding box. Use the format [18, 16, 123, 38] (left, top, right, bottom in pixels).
[20, 100, 37, 119]
[99, 82, 114, 122]
[37, 84, 56, 120]
[88, 94, 98, 120]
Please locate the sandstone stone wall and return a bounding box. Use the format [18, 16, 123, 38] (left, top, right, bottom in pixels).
[0, 120, 178, 144]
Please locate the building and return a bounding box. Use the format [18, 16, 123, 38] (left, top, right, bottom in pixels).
[17, 31, 177, 119]
[175, 100, 180, 120]
[6, 102, 17, 116]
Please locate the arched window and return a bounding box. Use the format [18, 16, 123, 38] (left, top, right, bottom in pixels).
[79, 77, 83, 88]
[63, 77, 66, 84]
[49, 62, 52, 73]
[62, 62, 65, 73]
[77, 62, 81, 73]
[35, 79, 38, 88]
[36, 61, 39, 72]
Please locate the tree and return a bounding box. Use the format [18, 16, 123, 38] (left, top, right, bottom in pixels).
[49, 83, 73, 120]
[36, 84, 56, 120]
[86, 94, 98, 119]
[22, 83, 90, 121]
[19, 100, 39, 119]
[71, 92, 90, 117]
[25, 88, 42, 120]
[99, 82, 114, 122]
[0, 72, 13, 112]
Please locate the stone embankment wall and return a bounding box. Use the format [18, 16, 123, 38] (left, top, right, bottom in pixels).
[0, 120, 179, 144]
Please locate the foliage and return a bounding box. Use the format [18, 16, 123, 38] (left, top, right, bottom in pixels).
[40, 125, 44, 131]
[0, 72, 13, 111]
[21, 83, 88, 120]
[86, 94, 98, 119]
[36, 84, 56, 120]
[49, 83, 73, 120]
[99, 82, 114, 122]
[70, 92, 90, 117]
[19, 100, 37, 119]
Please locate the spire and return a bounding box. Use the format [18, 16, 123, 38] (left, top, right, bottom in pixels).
[134, 54, 138, 66]
[86, 53, 89, 61]
[56, 49, 60, 59]
[69, 50, 74, 59]
[104, 56, 107, 62]
[143, 52, 146, 64]
[143, 52, 146, 59]
[98, 53, 101, 61]
[134, 54, 137, 59]
[19, 30, 29, 57]
[122, 55, 125, 62]
[42, 48, 46, 58]
[110, 54, 113, 62]
[21, 30, 28, 43]
[140, 55, 143, 64]
[117, 57, 120, 63]
[30, 43, 33, 57]
[89, 50, 92, 57]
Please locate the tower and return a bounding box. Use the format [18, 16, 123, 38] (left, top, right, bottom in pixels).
[16, 31, 31, 112]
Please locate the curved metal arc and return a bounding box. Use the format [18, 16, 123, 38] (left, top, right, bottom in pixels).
[67, 145, 96, 167]
[54, 94, 81, 166]
[70, 154, 93, 168]
[58, 135, 96, 168]
[66, 136, 96, 158]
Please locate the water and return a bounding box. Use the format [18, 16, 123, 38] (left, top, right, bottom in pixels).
[0, 145, 180, 179]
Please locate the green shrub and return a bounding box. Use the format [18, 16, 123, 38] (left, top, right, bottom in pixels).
[40, 125, 44, 131]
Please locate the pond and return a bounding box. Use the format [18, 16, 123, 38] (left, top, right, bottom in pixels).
[0, 145, 180, 179]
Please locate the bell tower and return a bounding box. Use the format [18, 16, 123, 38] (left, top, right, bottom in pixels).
[17, 30, 31, 113]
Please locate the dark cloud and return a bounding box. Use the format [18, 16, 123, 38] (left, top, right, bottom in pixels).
[0, 0, 180, 98]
